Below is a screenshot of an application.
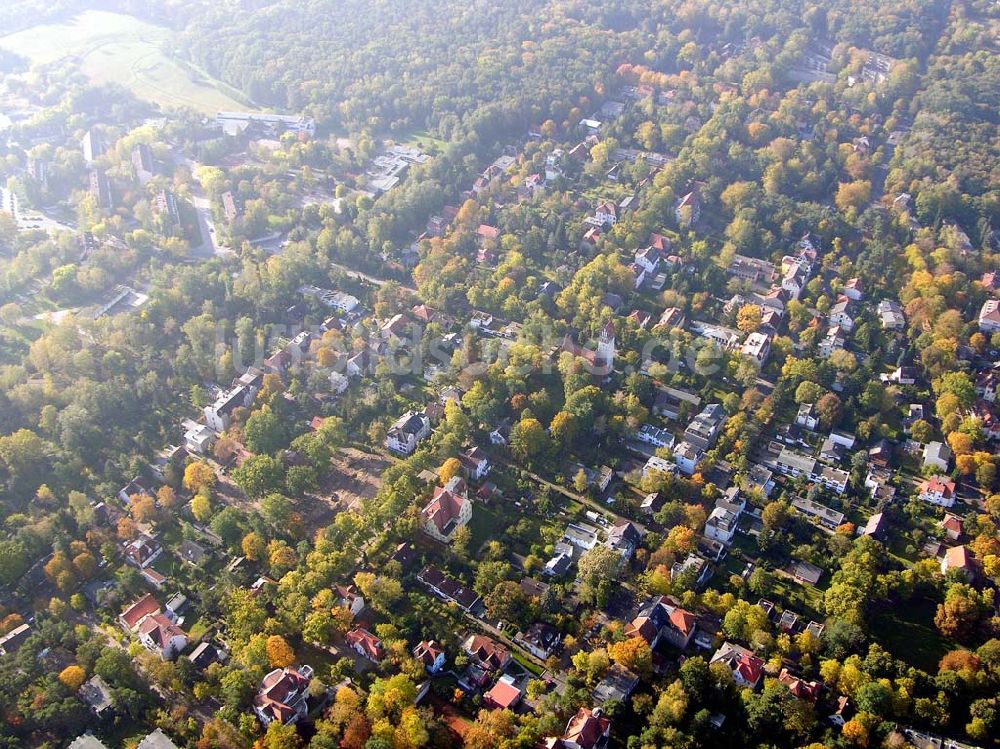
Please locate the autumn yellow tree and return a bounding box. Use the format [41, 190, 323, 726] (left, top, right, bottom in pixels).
[266, 635, 295, 668]
[59, 665, 86, 690]
[736, 304, 763, 333]
[609, 636, 653, 677]
[438, 457, 462, 484]
[183, 461, 216, 493]
[242, 532, 266, 561]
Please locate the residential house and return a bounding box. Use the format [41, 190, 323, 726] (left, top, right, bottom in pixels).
[607, 520, 643, 562]
[421, 476, 472, 542]
[177, 540, 207, 566]
[136, 614, 189, 660]
[132, 144, 154, 184]
[119, 594, 161, 632]
[978, 299, 1000, 334]
[941, 514, 963, 541]
[918, 476, 956, 507]
[843, 277, 864, 301]
[204, 370, 262, 432]
[656, 306, 686, 330]
[790, 561, 824, 586]
[517, 622, 563, 659]
[922, 441, 952, 472]
[79, 675, 114, 717]
[459, 446, 492, 481]
[652, 385, 700, 421]
[253, 665, 314, 725]
[413, 640, 447, 674]
[862, 512, 888, 540]
[624, 596, 698, 649]
[704, 505, 740, 544]
[592, 664, 640, 706]
[878, 299, 905, 330]
[0, 624, 31, 656]
[636, 424, 675, 449]
[741, 331, 771, 366]
[791, 496, 845, 530]
[672, 441, 702, 475]
[675, 189, 701, 226]
[819, 326, 846, 358]
[671, 553, 711, 589]
[640, 492, 665, 515]
[940, 546, 977, 580]
[125, 534, 163, 569]
[386, 410, 432, 455]
[345, 627, 385, 662]
[463, 634, 511, 672]
[795, 403, 819, 430]
[335, 584, 366, 619]
[555, 706, 611, 749]
[485, 674, 523, 710]
[710, 642, 765, 689]
[416, 566, 480, 611]
[683, 403, 726, 450]
[829, 298, 856, 332]
[778, 669, 821, 702]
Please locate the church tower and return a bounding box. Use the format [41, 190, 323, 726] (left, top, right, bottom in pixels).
[596, 320, 615, 374]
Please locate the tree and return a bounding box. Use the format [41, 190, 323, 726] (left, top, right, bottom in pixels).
[438, 457, 462, 484]
[191, 493, 213, 522]
[910, 419, 934, 443]
[242, 532, 266, 561]
[156, 486, 179, 510]
[835, 181, 872, 214]
[266, 635, 295, 668]
[261, 719, 302, 749]
[130, 494, 158, 524]
[609, 637, 653, 677]
[549, 411, 579, 447]
[232, 455, 286, 498]
[59, 665, 87, 691]
[816, 393, 843, 429]
[577, 545, 620, 607]
[762, 500, 790, 530]
[510, 418, 549, 464]
[0, 428, 48, 480]
[935, 584, 993, 642]
[736, 304, 763, 333]
[483, 581, 531, 626]
[184, 461, 216, 493]
[244, 406, 287, 454]
[473, 560, 512, 597]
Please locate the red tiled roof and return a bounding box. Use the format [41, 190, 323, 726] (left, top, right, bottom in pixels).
[485, 678, 522, 709]
[345, 627, 384, 661]
[564, 707, 610, 749]
[422, 485, 467, 532]
[120, 594, 160, 630]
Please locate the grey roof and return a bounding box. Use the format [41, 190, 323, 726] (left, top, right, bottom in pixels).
[69, 737, 110, 749]
[137, 729, 181, 749]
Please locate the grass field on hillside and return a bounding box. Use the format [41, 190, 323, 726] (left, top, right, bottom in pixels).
[0, 10, 250, 115]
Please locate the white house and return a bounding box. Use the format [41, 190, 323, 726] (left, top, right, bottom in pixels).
[710, 642, 764, 689]
[386, 410, 431, 455]
[978, 299, 1000, 334]
[918, 476, 956, 508]
[704, 506, 739, 544]
[636, 424, 675, 450]
[421, 476, 472, 542]
[922, 441, 952, 472]
[740, 332, 771, 366]
[673, 441, 702, 475]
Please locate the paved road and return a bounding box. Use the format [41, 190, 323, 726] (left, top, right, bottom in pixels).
[330, 262, 417, 294]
